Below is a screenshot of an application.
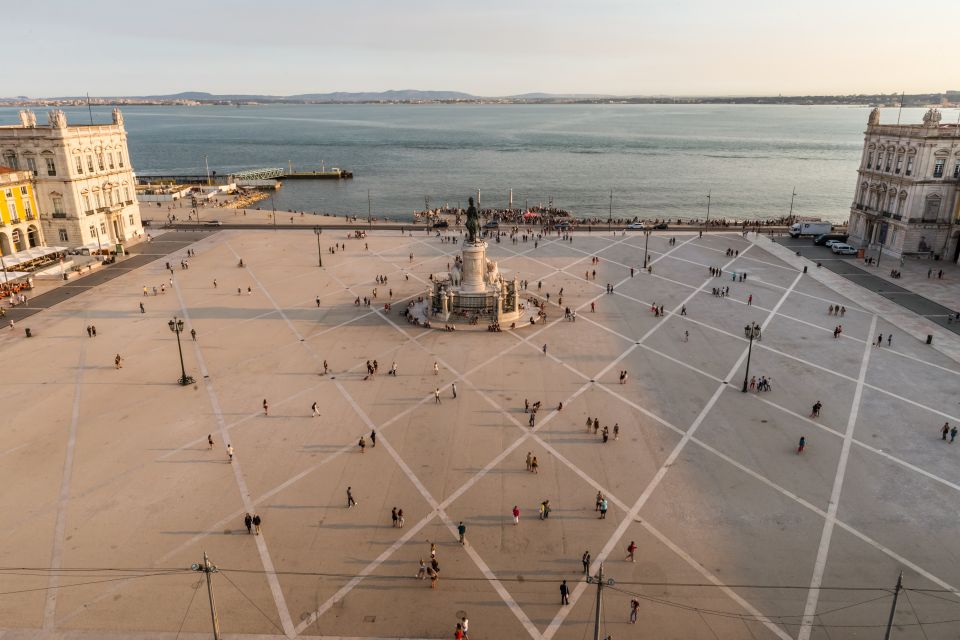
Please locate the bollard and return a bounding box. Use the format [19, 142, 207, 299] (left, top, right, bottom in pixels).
[926, 335, 933, 345]
[803, 266, 808, 274]
[25, 328, 32, 338]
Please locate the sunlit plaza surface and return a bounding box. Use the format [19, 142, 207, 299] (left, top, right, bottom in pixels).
[1, 228, 958, 640]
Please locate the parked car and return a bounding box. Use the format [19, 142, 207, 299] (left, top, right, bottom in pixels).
[625, 222, 646, 230]
[482, 220, 499, 229]
[202, 220, 223, 226]
[653, 222, 669, 230]
[814, 233, 848, 246]
[432, 220, 449, 228]
[831, 243, 857, 255]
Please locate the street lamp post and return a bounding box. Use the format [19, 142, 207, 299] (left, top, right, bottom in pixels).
[704, 191, 711, 237]
[271, 193, 276, 230]
[168, 317, 195, 386]
[643, 228, 652, 267]
[314, 227, 323, 267]
[741, 322, 760, 392]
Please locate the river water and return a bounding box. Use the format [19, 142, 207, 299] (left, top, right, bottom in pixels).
[3, 104, 955, 223]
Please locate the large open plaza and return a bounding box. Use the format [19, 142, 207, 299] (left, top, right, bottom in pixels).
[1, 227, 958, 639]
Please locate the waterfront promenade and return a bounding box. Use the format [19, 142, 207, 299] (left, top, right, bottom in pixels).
[0, 228, 958, 639]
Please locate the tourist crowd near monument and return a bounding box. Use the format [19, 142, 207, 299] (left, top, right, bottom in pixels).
[0, 192, 957, 639]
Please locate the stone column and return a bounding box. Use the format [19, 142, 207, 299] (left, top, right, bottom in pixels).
[460, 241, 487, 293]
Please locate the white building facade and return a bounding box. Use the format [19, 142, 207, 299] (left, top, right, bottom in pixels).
[0, 109, 144, 252]
[847, 108, 960, 264]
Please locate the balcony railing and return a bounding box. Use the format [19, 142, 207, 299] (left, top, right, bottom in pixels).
[52, 213, 67, 219]
[85, 209, 95, 216]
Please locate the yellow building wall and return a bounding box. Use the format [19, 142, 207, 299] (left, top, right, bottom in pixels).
[0, 182, 37, 225]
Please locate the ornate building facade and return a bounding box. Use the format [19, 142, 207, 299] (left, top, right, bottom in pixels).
[0, 167, 45, 254]
[0, 109, 144, 252]
[847, 108, 960, 263]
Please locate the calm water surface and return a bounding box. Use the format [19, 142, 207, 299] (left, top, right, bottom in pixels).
[4, 104, 954, 223]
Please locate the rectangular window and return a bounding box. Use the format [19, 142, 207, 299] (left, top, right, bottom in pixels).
[26, 157, 37, 176]
[58, 229, 68, 242]
[100, 222, 106, 234]
[118, 152, 124, 168]
[20, 186, 27, 195]
[934, 159, 945, 178]
[89, 225, 96, 237]
[86, 155, 94, 173]
[895, 155, 903, 174]
[8, 202, 17, 222]
[82, 195, 90, 212]
[24, 201, 32, 219]
[906, 157, 914, 176]
[95, 192, 102, 208]
[954, 162, 960, 179]
[97, 154, 105, 171]
[108, 153, 114, 169]
[128, 214, 134, 225]
[52, 196, 64, 214]
[885, 153, 892, 172]
[45, 157, 56, 176]
[866, 152, 873, 169]
[75, 156, 83, 174]
[3, 153, 18, 169]
[3, 189, 11, 198]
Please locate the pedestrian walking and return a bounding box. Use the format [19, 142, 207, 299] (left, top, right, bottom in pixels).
[599, 498, 608, 519]
[797, 436, 806, 454]
[434, 362, 439, 375]
[582, 550, 591, 574]
[392, 507, 398, 527]
[525, 451, 533, 471]
[311, 401, 319, 417]
[435, 388, 441, 404]
[263, 399, 269, 416]
[316, 296, 321, 307]
[747, 294, 753, 306]
[347, 486, 357, 508]
[358, 435, 366, 453]
[244, 513, 252, 534]
[461, 616, 469, 639]
[370, 429, 376, 447]
[876, 333, 883, 347]
[810, 401, 822, 418]
[951, 426, 958, 443]
[595, 491, 603, 512]
[887, 334, 892, 347]
[252, 513, 261, 535]
[613, 423, 620, 440]
[91, 325, 97, 337]
[942, 423, 950, 441]
[207, 434, 214, 449]
[190, 328, 196, 341]
[542, 343, 547, 355]
[630, 598, 640, 624]
[451, 382, 457, 398]
[560, 580, 570, 605]
[397, 508, 404, 528]
[625, 540, 637, 562]
[227, 444, 234, 463]
[458, 521, 466, 545]
[528, 412, 535, 427]
[416, 558, 427, 579]
[512, 505, 520, 525]
[139, 302, 145, 314]
[531, 456, 539, 474]
[114, 354, 123, 369]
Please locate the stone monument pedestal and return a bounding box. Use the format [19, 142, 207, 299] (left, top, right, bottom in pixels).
[460, 241, 487, 293]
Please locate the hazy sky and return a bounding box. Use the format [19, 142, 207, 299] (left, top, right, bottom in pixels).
[10, 0, 958, 97]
